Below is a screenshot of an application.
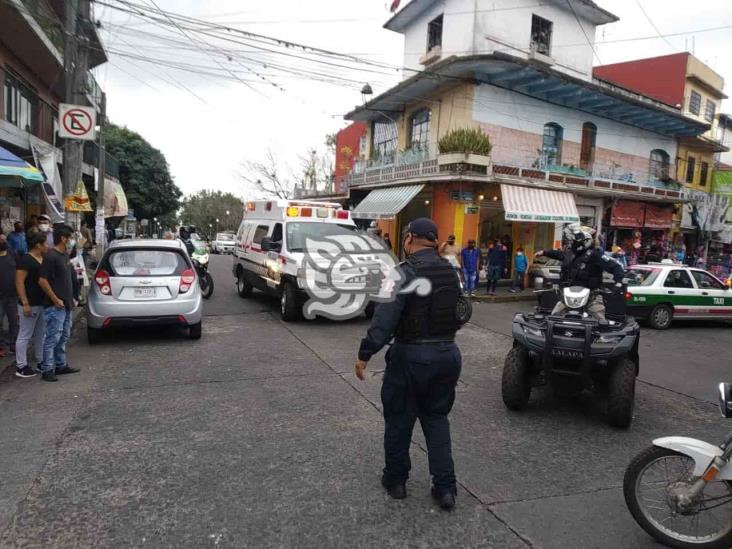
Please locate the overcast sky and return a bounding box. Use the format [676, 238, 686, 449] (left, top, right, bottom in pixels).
[94, 0, 732, 199]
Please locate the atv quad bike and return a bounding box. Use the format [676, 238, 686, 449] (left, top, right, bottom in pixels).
[502, 283, 640, 428]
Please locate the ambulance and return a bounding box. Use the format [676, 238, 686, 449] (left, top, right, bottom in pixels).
[231, 199, 383, 321]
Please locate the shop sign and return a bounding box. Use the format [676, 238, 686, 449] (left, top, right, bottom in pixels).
[644, 204, 673, 229]
[611, 200, 645, 228]
[505, 212, 579, 222]
[450, 191, 474, 202]
[464, 203, 479, 214]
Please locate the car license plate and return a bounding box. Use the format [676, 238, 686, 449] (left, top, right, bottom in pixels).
[134, 287, 156, 298]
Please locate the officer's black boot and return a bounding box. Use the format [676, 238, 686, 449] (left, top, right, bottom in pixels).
[381, 476, 407, 500]
[431, 487, 456, 510]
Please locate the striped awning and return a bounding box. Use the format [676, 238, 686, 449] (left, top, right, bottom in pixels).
[351, 184, 424, 219]
[501, 184, 579, 224]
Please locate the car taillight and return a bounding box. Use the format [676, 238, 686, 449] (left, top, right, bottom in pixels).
[95, 270, 112, 295]
[625, 291, 633, 301]
[179, 268, 195, 293]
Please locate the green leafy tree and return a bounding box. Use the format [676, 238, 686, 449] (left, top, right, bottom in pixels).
[179, 190, 243, 237]
[103, 123, 182, 220]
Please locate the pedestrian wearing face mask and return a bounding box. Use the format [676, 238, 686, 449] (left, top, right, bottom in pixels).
[460, 239, 482, 296]
[0, 235, 18, 357]
[37, 215, 54, 249]
[509, 248, 528, 293]
[37, 224, 80, 382]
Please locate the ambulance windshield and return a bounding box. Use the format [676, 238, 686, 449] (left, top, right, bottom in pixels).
[286, 222, 357, 252]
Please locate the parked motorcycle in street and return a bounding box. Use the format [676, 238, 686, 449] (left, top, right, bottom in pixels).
[191, 248, 214, 299]
[454, 266, 473, 326]
[623, 382, 732, 548]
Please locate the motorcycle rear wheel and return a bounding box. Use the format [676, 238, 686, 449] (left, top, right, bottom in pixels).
[624, 446, 732, 549]
[456, 295, 472, 325]
[200, 273, 214, 299]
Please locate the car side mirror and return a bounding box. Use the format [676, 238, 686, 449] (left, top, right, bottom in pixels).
[261, 237, 281, 252]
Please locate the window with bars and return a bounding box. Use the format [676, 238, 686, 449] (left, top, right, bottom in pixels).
[685, 156, 696, 183]
[531, 15, 553, 55]
[689, 91, 702, 115]
[700, 161, 709, 186]
[704, 100, 716, 123]
[542, 123, 563, 165]
[427, 15, 443, 51]
[371, 120, 398, 163]
[3, 73, 35, 132]
[409, 109, 431, 150]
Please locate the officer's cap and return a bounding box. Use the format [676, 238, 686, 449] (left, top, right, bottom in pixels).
[405, 218, 438, 242]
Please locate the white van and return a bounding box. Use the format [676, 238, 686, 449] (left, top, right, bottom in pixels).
[232, 199, 379, 321]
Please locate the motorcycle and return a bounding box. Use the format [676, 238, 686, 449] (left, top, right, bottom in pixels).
[502, 283, 640, 427]
[191, 248, 214, 299]
[624, 383, 732, 548]
[454, 266, 473, 326]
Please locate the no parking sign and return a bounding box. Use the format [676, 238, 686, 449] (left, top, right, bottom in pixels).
[58, 103, 96, 140]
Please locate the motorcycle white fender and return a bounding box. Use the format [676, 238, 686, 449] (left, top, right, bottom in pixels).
[653, 436, 732, 479]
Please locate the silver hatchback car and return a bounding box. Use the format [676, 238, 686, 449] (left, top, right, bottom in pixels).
[86, 239, 203, 344]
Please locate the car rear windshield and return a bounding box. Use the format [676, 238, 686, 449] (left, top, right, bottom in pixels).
[217, 234, 234, 241]
[626, 267, 661, 287]
[286, 222, 357, 252]
[105, 249, 189, 277]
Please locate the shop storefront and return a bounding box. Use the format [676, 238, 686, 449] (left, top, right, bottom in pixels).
[605, 200, 674, 265]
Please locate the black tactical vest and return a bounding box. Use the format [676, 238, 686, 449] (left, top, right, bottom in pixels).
[562, 249, 602, 289]
[396, 250, 460, 342]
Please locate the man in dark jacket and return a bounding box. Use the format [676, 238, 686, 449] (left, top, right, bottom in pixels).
[0, 235, 17, 355]
[486, 239, 507, 295]
[355, 218, 462, 510]
[537, 225, 624, 320]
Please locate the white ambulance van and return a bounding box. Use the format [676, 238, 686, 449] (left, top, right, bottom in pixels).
[232, 199, 379, 321]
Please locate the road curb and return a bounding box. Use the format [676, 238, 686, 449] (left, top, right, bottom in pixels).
[0, 307, 86, 384]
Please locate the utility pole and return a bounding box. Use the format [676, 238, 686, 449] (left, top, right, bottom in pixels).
[63, 0, 91, 224]
[95, 91, 106, 260]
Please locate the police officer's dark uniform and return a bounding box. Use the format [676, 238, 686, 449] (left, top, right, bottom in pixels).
[355, 218, 462, 510]
[542, 228, 624, 319]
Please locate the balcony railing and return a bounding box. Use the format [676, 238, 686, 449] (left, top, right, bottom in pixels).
[20, 0, 64, 54]
[83, 141, 120, 179]
[343, 148, 685, 199]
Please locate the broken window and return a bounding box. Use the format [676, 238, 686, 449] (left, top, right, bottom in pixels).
[427, 14, 443, 51]
[531, 15, 553, 55]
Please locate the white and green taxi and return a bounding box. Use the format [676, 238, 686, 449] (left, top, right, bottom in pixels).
[625, 262, 732, 329]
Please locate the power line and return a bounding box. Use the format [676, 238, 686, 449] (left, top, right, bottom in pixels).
[633, 0, 678, 53]
[565, 0, 602, 65]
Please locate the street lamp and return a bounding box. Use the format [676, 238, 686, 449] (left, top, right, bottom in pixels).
[153, 217, 158, 238]
[225, 210, 230, 231]
[216, 218, 219, 235]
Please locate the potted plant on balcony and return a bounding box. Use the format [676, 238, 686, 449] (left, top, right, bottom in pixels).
[437, 128, 492, 172]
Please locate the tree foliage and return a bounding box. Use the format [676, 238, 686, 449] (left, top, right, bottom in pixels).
[180, 190, 243, 236]
[239, 149, 294, 199]
[103, 123, 182, 219]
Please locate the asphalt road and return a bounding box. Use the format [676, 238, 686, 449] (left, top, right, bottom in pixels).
[0, 253, 729, 548]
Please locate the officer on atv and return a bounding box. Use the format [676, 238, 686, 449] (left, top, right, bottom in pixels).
[536, 225, 624, 320]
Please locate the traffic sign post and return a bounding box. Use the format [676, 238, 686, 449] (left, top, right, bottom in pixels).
[58, 103, 96, 141]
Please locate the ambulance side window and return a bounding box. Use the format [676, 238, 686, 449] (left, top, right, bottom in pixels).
[252, 224, 270, 245]
[271, 223, 283, 244]
[236, 222, 246, 242]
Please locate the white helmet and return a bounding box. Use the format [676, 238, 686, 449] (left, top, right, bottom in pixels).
[564, 224, 594, 252]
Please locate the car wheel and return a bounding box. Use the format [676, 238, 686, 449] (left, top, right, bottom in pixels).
[280, 282, 302, 322]
[236, 270, 253, 298]
[648, 304, 673, 330]
[188, 322, 202, 340]
[87, 327, 102, 345]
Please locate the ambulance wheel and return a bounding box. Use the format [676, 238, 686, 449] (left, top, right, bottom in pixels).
[237, 270, 253, 298]
[648, 304, 673, 330]
[280, 282, 302, 322]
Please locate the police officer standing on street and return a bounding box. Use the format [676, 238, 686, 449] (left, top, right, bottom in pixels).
[355, 218, 462, 510]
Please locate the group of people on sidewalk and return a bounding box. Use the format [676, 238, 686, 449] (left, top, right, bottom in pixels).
[438, 236, 528, 296]
[0, 221, 82, 382]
